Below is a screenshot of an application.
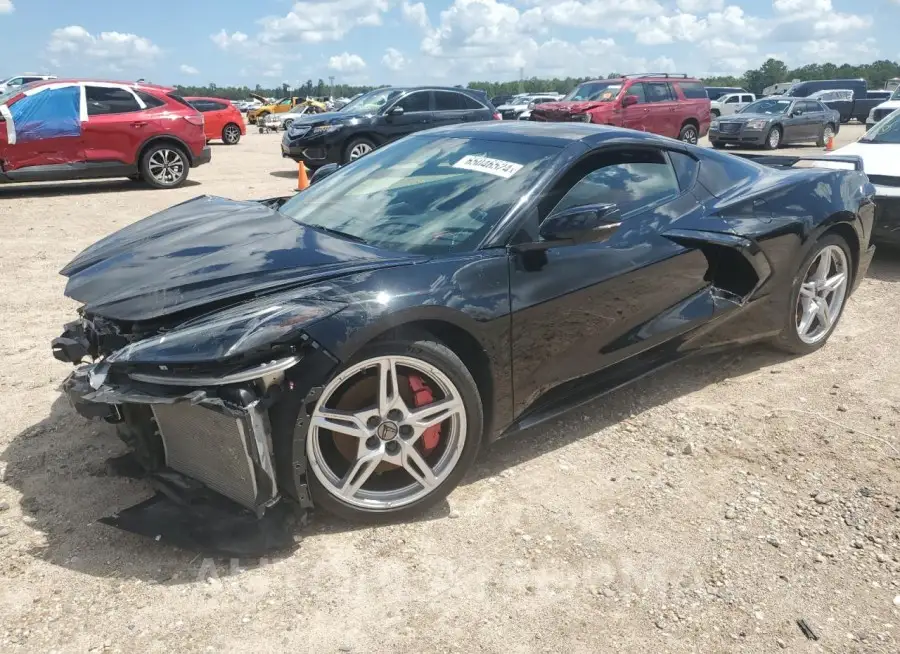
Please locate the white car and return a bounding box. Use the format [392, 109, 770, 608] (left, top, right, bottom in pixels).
[260, 104, 314, 131]
[866, 87, 900, 130]
[0, 73, 56, 93]
[830, 108, 900, 245]
[710, 92, 756, 118]
[497, 94, 563, 120]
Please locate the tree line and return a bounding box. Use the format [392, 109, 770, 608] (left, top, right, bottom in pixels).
[173, 58, 900, 101]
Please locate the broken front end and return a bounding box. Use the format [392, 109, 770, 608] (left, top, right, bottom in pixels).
[52, 296, 343, 556]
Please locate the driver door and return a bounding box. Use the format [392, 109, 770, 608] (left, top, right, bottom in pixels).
[508, 146, 713, 416]
[379, 90, 433, 142]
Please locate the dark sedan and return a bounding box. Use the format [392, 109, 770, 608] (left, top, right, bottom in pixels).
[54, 123, 874, 554]
[282, 86, 499, 168]
[710, 97, 840, 149]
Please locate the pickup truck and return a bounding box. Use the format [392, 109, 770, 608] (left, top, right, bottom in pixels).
[810, 89, 892, 123]
[866, 87, 900, 130]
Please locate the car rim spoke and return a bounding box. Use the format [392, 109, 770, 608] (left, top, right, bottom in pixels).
[306, 354, 468, 510]
[409, 397, 464, 434]
[338, 450, 383, 498]
[311, 408, 369, 439]
[795, 244, 848, 344]
[400, 443, 438, 489]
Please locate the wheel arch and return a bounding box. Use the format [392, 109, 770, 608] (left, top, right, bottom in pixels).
[136, 135, 194, 166]
[816, 217, 861, 283]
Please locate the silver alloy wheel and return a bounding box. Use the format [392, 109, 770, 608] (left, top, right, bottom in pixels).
[349, 142, 373, 160]
[823, 124, 835, 141]
[147, 149, 185, 186]
[768, 127, 781, 148]
[795, 244, 849, 344]
[307, 355, 467, 510]
[224, 125, 241, 143]
[682, 126, 698, 144]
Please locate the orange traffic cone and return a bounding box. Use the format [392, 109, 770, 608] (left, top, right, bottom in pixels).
[296, 161, 309, 191]
[825, 135, 834, 152]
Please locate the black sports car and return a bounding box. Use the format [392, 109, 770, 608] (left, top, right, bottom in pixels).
[53, 122, 876, 554]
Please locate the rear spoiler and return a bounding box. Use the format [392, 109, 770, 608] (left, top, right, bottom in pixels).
[731, 153, 864, 172]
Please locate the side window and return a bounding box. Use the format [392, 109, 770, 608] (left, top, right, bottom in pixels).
[434, 91, 464, 111]
[85, 86, 141, 116]
[22, 77, 42, 84]
[677, 81, 708, 99]
[645, 83, 672, 103]
[725, 95, 740, 104]
[209, 101, 228, 111]
[134, 90, 165, 108]
[668, 151, 699, 191]
[741, 95, 753, 103]
[278, 98, 292, 106]
[801, 101, 819, 113]
[7, 77, 24, 86]
[625, 83, 646, 103]
[458, 93, 485, 110]
[548, 149, 680, 219]
[815, 101, 829, 113]
[395, 91, 430, 112]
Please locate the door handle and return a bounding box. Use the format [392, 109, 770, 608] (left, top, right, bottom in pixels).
[131, 121, 148, 128]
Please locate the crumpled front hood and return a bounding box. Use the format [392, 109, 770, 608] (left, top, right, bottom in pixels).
[61, 195, 419, 322]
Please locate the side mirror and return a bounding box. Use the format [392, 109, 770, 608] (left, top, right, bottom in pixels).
[622, 95, 639, 108]
[309, 163, 340, 185]
[387, 105, 404, 116]
[538, 203, 623, 246]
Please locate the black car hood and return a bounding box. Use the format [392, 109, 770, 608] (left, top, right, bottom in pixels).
[720, 113, 778, 123]
[60, 195, 419, 322]
[292, 110, 372, 127]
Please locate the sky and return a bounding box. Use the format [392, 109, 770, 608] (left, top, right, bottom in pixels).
[1, 0, 899, 88]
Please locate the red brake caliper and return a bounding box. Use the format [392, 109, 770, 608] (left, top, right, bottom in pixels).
[408, 374, 441, 454]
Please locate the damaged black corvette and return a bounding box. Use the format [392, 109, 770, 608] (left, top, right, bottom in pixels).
[53, 122, 876, 554]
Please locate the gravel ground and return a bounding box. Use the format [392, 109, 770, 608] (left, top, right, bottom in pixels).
[2, 123, 899, 653]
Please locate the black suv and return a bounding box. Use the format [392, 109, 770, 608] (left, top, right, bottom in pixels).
[281, 86, 499, 167]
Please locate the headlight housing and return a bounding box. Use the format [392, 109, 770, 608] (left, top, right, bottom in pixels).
[311, 124, 343, 136]
[710, 120, 719, 130]
[107, 295, 345, 365]
[745, 119, 769, 130]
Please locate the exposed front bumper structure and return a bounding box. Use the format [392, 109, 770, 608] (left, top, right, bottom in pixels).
[57, 324, 338, 555]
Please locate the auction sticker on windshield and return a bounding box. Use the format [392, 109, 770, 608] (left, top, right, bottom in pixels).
[453, 155, 523, 179]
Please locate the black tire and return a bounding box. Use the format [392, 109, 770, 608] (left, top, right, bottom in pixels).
[763, 125, 782, 150]
[678, 123, 699, 145]
[282, 119, 294, 131]
[773, 233, 853, 355]
[138, 144, 189, 189]
[222, 123, 242, 145]
[711, 109, 720, 118]
[306, 335, 484, 523]
[711, 140, 726, 149]
[816, 123, 835, 148]
[343, 136, 376, 164]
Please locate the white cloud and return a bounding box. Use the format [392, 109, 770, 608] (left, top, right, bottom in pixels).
[328, 52, 367, 73]
[258, 0, 389, 44]
[676, 0, 722, 10]
[46, 26, 161, 71]
[402, 2, 431, 30]
[0, 1, 14, 15]
[382, 48, 407, 72]
[261, 62, 283, 78]
[179, 64, 199, 75]
[211, 29, 249, 50]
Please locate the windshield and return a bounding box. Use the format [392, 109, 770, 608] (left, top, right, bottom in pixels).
[340, 88, 403, 114]
[892, 88, 900, 101]
[860, 109, 900, 143]
[564, 82, 622, 102]
[740, 99, 792, 115]
[278, 135, 561, 255]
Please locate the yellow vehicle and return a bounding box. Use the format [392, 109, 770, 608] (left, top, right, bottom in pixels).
[247, 94, 328, 124]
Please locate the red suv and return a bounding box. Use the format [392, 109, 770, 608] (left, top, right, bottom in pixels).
[185, 97, 245, 145]
[0, 79, 210, 189]
[530, 74, 711, 144]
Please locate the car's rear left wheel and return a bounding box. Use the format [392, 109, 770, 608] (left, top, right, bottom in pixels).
[140, 145, 189, 189]
[774, 233, 852, 354]
[305, 337, 483, 522]
[816, 123, 835, 147]
[222, 123, 242, 145]
[679, 123, 699, 145]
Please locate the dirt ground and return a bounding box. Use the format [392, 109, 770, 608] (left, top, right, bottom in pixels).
[2, 123, 899, 653]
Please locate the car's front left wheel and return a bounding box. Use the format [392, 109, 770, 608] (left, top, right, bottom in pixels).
[305, 336, 483, 522]
[774, 233, 852, 355]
